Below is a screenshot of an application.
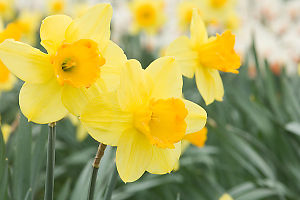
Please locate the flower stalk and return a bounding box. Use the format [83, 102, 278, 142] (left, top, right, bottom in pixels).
[44, 122, 56, 200]
[87, 143, 107, 200]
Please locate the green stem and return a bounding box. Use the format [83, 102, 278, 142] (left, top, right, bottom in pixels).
[87, 143, 107, 200]
[44, 122, 56, 200]
[104, 164, 118, 200]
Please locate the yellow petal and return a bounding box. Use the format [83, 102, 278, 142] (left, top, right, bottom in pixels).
[1, 124, 11, 143]
[61, 82, 102, 116]
[80, 92, 132, 146]
[146, 57, 182, 99]
[0, 40, 53, 83]
[146, 142, 181, 174]
[100, 40, 127, 92]
[166, 36, 198, 78]
[116, 128, 153, 182]
[19, 78, 68, 124]
[118, 59, 151, 112]
[219, 193, 234, 200]
[40, 15, 72, 55]
[195, 67, 224, 105]
[184, 99, 207, 134]
[76, 124, 88, 142]
[184, 127, 207, 147]
[190, 8, 208, 48]
[65, 3, 112, 50]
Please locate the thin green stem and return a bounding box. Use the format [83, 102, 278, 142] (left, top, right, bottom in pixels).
[104, 164, 118, 200]
[44, 122, 56, 200]
[87, 143, 107, 200]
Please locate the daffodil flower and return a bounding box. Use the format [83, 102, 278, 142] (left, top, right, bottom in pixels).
[202, 0, 238, 28]
[80, 56, 207, 182]
[0, 0, 15, 22]
[0, 21, 20, 93]
[0, 4, 127, 124]
[129, 0, 166, 35]
[219, 193, 234, 200]
[166, 9, 241, 105]
[15, 10, 42, 45]
[177, 0, 202, 31]
[0, 123, 11, 143]
[0, 60, 15, 93]
[48, 0, 66, 14]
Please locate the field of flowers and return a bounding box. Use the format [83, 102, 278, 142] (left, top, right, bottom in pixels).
[0, 0, 300, 200]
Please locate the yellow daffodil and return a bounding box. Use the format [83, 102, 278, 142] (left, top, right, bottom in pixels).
[1, 123, 12, 143]
[0, 4, 127, 124]
[225, 11, 240, 30]
[129, 0, 166, 35]
[15, 10, 42, 45]
[48, 0, 66, 14]
[202, 0, 238, 29]
[174, 127, 207, 170]
[166, 9, 241, 105]
[0, 60, 15, 93]
[68, 114, 87, 142]
[81, 56, 207, 182]
[177, 0, 202, 31]
[0, 21, 22, 93]
[0, 0, 15, 22]
[219, 193, 234, 200]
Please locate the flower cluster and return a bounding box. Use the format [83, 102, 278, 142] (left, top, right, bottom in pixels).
[0, 3, 240, 182]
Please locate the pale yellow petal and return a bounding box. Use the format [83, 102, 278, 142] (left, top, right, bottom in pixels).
[190, 8, 208, 48]
[117, 59, 151, 112]
[166, 36, 198, 78]
[116, 128, 153, 182]
[100, 40, 127, 92]
[1, 124, 11, 143]
[76, 124, 88, 142]
[40, 15, 72, 55]
[61, 83, 102, 116]
[81, 92, 132, 146]
[195, 66, 224, 105]
[0, 40, 53, 83]
[146, 142, 181, 174]
[183, 99, 207, 134]
[146, 57, 182, 99]
[19, 78, 68, 124]
[219, 193, 234, 200]
[65, 3, 112, 50]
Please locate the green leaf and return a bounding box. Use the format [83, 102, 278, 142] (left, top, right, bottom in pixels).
[13, 114, 32, 200]
[57, 179, 71, 200]
[285, 122, 300, 136]
[31, 125, 48, 195]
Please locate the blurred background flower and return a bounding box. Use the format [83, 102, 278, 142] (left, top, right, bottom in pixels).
[0, 0, 299, 200]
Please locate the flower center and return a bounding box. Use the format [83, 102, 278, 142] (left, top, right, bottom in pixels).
[210, 0, 228, 8]
[197, 31, 240, 74]
[134, 98, 188, 149]
[0, 60, 10, 83]
[136, 3, 156, 26]
[52, 39, 105, 88]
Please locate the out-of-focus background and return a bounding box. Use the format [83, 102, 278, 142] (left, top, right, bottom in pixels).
[1, 0, 300, 200]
